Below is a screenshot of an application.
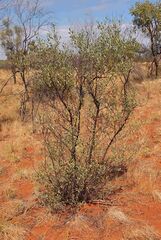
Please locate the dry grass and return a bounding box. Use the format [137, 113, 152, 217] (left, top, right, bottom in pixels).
[130, 64, 147, 84]
[99, 206, 161, 240]
[128, 160, 161, 194]
[0, 199, 25, 221]
[152, 190, 161, 202]
[12, 168, 34, 181]
[103, 207, 160, 240]
[0, 166, 5, 176]
[0, 221, 27, 240]
[63, 214, 99, 240]
[1, 143, 20, 163]
[107, 208, 131, 224]
[123, 224, 160, 240]
[3, 186, 17, 200]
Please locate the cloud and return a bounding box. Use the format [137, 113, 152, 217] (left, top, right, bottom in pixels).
[57, 25, 70, 42]
[85, 3, 108, 13]
[85, 0, 130, 14]
[85, 1, 109, 13]
[39, 25, 70, 43]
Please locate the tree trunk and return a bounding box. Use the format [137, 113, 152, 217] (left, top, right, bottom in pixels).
[11, 66, 17, 84]
[20, 70, 29, 100]
[154, 57, 159, 78]
[19, 69, 29, 120]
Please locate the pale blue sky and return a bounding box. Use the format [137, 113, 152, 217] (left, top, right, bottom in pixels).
[43, 0, 156, 41]
[0, 0, 156, 58]
[45, 0, 156, 25]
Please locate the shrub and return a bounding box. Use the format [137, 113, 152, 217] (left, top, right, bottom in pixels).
[34, 21, 139, 210]
[37, 159, 108, 209]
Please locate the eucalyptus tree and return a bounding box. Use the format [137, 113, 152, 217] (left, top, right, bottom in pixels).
[0, 18, 23, 84]
[0, 0, 50, 118]
[130, 1, 161, 77]
[13, 0, 50, 118]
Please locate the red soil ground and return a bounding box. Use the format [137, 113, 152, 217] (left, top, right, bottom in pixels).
[1, 73, 161, 240]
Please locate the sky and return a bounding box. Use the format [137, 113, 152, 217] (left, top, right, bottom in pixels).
[46, 0, 138, 26]
[0, 0, 156, 58]
[43, 0, 156, 41]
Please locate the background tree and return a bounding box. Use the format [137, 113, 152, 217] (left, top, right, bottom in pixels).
[130, 0, 161, 77]
[0, 0, 50, 118]
[0, 18, 23, 84]
[0, 0, 14, 94]
[14, 0, 47, 91]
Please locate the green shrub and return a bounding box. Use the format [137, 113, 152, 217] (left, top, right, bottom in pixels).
[37, 159, 109, 210]
[34, 21, 138, 210]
